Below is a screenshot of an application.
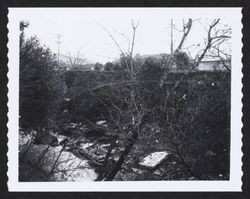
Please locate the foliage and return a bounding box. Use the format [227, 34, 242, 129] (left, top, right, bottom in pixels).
[143, 71, 230, 179]
[104, 62, 113, 71]
[94, 62, 103, 71]
[173, 51, 193, 70]
[19, 21, 63, 129]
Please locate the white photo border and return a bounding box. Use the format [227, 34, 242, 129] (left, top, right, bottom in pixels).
[7, 7, 243, 192]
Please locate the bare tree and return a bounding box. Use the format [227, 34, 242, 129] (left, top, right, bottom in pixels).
[67, 50, 86, 68]
[158, 18, 231, 179]
[176, 19, 193, 52]
[93, 19, 145, 181]
[194, 19, 231, 68]
[160, 18, 193, 86]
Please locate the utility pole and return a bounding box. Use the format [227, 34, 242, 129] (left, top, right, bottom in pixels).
[55, 34, 62, 62]
[170, 19, 173, 55]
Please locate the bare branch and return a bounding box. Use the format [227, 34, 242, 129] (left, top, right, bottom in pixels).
[94, 20, 126, 56]
[195, 19, 230, 65]
[176, 18, 193, 51]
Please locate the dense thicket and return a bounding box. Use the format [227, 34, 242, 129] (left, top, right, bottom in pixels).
[60, 66, 230, 179]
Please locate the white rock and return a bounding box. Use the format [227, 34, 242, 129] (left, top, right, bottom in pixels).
[153, 170, 162, 176]
[57, 135, 68, 143]
[96, 120, 106, 125]
[81, 143, 94, 149]
[53, 168, 97, 182]
[139, 151, 169, 169]
[132, 168, 139, 173]
[20, 143, 97, 181]
[19, 133, 33, 148]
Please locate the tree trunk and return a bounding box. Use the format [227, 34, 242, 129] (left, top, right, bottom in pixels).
[95, 136, 118, 181]
[104, 129, 138, 181]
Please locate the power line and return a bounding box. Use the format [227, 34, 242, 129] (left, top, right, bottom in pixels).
[55, 34, 62, 62]
[171, 19, 173, 55]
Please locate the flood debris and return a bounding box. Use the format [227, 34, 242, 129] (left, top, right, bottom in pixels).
[96, 120, 106, 125]
[139, 151, 169, 169]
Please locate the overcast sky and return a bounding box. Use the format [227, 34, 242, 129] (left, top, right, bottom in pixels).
[18, 8, 233, 64]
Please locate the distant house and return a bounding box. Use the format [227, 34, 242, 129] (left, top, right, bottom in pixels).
[71, 64, 94, 71]
[133, 54, 231, 71]
[57, 54, 93, 71]
[197, 59, 231, 71]
[108, 53, 232, 72]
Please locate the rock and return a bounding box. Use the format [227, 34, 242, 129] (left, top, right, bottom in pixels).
[188, 176, 199, 180]
[153, 170, 162, 176]
[80, 142, 94, 149]
[139, 151, 169, 169]
[57, 135, 68, 144]
[58, 137, 69, 146]
[52, 168, 97, 182]
[96, 120, 106, 125]
[100, 144, 110, 149]
[205, 150, 217, 157]
[132, 168, 139, 173]
[19, 132, 33, 153]
[34, 131, 58, 146]
[19, 142, 97, 181]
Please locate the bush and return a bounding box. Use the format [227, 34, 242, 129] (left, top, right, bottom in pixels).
[20, 24, 62, 129]
[149, 72, 231, 179]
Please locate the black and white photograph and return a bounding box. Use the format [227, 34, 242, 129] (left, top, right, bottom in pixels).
[7, 8, 242, 191]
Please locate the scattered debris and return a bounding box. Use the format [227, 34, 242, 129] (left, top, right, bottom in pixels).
[188, 176, 199, 180]
[80, 142, 94, 149]
[132, 168, 139, 173]
[57, 135, 68, 144]
[206, 150, 217, 157]
[153, 170, 162, 176]
[182, 94, 187, 100]
[139, 151, 169, 169]
[96, 120, 106, 125]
